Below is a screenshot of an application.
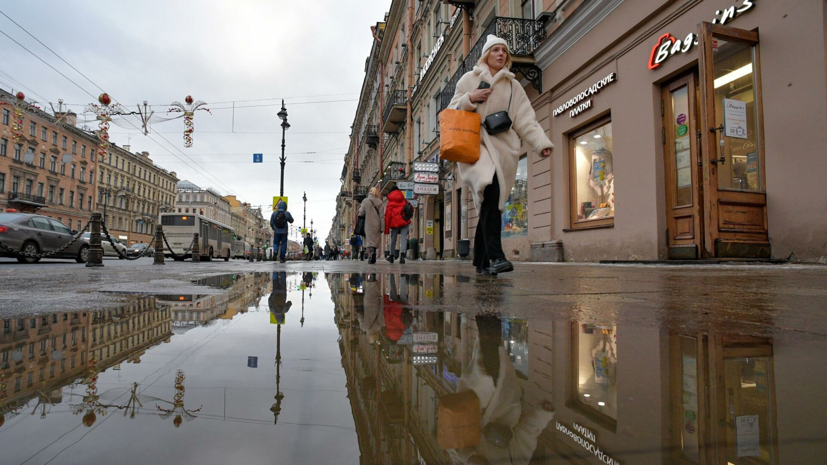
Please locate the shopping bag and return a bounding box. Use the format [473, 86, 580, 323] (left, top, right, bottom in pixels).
[437, 390, 481, 449]
[439, 109, 481, 164]
[354, 216, 366, 236]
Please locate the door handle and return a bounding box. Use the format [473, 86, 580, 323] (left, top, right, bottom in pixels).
[36, 232, 42, 236]
[697, 130, 703, 167]
[709, 124, 726, 165]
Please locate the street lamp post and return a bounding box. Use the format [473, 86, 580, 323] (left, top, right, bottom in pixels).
[277, 101, 290, 197]
[302, 191, 307, 231]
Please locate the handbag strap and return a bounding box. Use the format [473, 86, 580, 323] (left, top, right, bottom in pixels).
[507, 81, 513, 112]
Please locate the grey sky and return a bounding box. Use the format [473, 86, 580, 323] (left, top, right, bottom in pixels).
[0, 0, 388, 241]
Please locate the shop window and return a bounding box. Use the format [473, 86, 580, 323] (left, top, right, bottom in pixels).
[502, 155, 528, 237]
[572, 322, 617, 429]
[569, 117, 614, 229]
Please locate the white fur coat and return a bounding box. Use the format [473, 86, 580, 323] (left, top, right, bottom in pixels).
[449, 64, 553, 212]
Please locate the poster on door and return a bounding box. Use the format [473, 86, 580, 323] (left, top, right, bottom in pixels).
[736, 415, 761, 457]
[724, 98, 748, 139]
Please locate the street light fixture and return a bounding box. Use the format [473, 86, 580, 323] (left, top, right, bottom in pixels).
[302, 191, 307, 231]
[278, 100, 290, 197]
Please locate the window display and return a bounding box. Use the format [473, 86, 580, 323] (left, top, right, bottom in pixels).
[575, 323, 617, 422]
[502, 155, 528, 237]
[572, 121, 614, 225]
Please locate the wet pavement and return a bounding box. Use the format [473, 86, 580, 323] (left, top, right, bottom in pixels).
[1, 264, 826, 464]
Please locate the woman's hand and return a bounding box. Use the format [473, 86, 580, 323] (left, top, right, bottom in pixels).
[541, 147, 552, 157]
[469, 88, 492, 104]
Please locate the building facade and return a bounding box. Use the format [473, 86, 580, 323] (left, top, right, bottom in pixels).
[175, 180, 232, 226]
[96, 145, 178, 246]
[338, 0, 827, 263]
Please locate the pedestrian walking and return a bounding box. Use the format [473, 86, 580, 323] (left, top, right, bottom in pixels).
[384, 185, 412, 264]
[349, 233, 362, 261]
[269, 200, 294, 263]
[448, 35, 553, 274]
[324, 243, 331, 260]
[358, 187, 385, 264]
[303, 233, 314, 261]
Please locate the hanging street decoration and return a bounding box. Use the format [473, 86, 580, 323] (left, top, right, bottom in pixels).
[168, 95, 211, 148]
[0, 92, 32, 144]
[156, 369, 202, 427]
[85, 93, 128, 158]
[69, 357, 115, 427]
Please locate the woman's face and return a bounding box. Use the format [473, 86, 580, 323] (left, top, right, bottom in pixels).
[487, 44, 508, 71]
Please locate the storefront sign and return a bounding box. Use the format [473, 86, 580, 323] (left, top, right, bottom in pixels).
[414, 172, 439, 184]
[419, 9, 461, 83]
[553, 73, 617, 118]
[648, 0, 755, 70]
[556, 422, 620, 465]
[724, 98, 748, 139]
[413, 332, 438, 343]
[397, 181, 414, 190]
[413, 344, 438, 354]
[414, 183, 439, 195]
[426, 220, 434, 235]
[413, 161, 440, 172]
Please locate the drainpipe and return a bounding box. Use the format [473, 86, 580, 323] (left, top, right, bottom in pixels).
[406, 2, 414, 178]
[372, 25, 384, 190]
[462, 9, 471, 55]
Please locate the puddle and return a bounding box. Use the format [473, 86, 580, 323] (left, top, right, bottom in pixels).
[1, 271, 825, 464]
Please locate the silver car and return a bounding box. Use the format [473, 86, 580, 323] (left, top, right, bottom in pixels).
[0, 212, 86, 263]
[80, 232, 127, 259]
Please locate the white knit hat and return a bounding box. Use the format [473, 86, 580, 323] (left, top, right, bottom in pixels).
[481, 35, 509, 55]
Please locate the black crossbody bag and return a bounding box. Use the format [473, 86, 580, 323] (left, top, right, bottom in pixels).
[483, 81, 514, 135]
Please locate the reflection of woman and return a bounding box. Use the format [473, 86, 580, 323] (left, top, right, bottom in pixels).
[448, 315, 554, 465]
[357, 274, 384, 334]
[268, 272, 291, 324]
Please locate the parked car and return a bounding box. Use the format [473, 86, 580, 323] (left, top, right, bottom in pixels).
[0, 212, 86, 263]
[232, 240, 251, 259]
[80, 232, 127, 259]
[127, 242, 155, 258]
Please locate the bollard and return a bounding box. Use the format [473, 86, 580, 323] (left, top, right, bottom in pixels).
[86, 212, 104, 268]
[153, 225, 165, 265]
[191, 233, 201, 263]
[257, 248, 262, 262]
[248, 248, 254, 262]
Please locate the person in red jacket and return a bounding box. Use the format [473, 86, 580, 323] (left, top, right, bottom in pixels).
[384, 185, 411, 264]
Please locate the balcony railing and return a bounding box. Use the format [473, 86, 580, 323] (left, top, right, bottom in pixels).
[366, 124, 380, 148]
[382, 90, 408, 134]
[352, 169, 361, 183]
[439, 17, 545, 112]
[385, 162, 407, 181]
[8, 192, 46, 206]
[354, 186, 369, 201]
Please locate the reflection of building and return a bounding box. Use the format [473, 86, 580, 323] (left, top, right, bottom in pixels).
[89, 297, 172, 366]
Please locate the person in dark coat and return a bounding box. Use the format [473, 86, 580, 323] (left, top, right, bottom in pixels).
[303, 233, 314, 261]
[269, 200, 294, 263]
[384, 185, 411, 264]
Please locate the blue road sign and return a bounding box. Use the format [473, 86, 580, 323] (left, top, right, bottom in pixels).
[253, 153, 263, 163]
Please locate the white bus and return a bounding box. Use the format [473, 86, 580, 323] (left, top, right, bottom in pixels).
[159, 212, 234, 261]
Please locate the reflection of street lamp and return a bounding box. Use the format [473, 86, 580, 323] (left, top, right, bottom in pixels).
[270, 324, 284, 424]
[277, 101, 290, 197]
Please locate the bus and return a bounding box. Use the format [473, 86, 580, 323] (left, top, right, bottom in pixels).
[159, 212, 234, 261]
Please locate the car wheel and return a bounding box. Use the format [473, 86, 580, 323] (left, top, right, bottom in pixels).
[172, 255, 184, 262]
[203, 247, 213, 262]
[76, 245, 89, 264]
[224, 250, 230, 262]
[17, 241, 41, 264]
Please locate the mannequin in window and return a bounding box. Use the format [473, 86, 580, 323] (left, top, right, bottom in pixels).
[587, 147, 614, 218]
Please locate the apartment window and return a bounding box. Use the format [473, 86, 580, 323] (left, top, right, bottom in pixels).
[88, 196, 92, 210]
[39, 152, 45, 168]
[0, 173, 4, 193]
[13, 144, 21, 161]
[60, 161, 65, 175]
[14, 377, 20, 392]
[48, 185, 55, 203]
[79, 193, 84, 210]
[80, 166, 85, 181]
[50, 156, 57, 171]
[12, 176, 19, 194]
[37, 182, 44, 197]
[52, 131, 57, 145]
[30, 121, 36, 136]
[72, 140, 77, 154]
[0, 138, 6, 156]
[115, 156, 119, 168]
[77, 219, 82, 231]
[569, 117, 614, 229]
[2, 109, 9, 125]
[107, 173, 111, 185]
[81, 145, 86, 157]
[62, 135, 67, 149]
[25, 179, 32, 195]
[71, 164, 76, 179]
[69, 191, 74, 208]
[58, 188, 64, 205]
[99, 169, 104, 183]
[89, 171, 93, 184]
[572, 321, 618, 428]
[41, 126, 47, 141]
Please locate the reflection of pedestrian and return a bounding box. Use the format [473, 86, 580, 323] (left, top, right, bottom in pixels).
[268, 272, 292, 324]
[448, 315, 554, 465]
[357, 274, 384, 334]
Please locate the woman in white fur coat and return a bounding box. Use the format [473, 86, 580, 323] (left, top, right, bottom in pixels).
[449, 35, 553, 274]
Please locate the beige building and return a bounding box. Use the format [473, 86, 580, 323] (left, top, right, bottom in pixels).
[340, 0, 827, 263]
[175, 180, 231, 226]
[96, 144, 178, 246]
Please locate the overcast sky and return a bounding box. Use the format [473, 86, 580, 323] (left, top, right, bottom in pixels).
[0, 0, 389, 241]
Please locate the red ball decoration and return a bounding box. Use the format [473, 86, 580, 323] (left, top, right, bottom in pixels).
[185, 95, 194, 104]
[98, 93, 111, 106]
[15, 92, 25, 101]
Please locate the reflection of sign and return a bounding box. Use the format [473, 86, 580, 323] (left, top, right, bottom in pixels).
[247, 356, 258, 368]
[736, 415, 761, 457]
[412, 355, 438, 365]
[397, 333, 413, 345]
[397, 181, 414, 190]
[556, 422, 619, 464]
[413, 344, 438, 354]
[648, 0, 755, 70]
[253, 153, 263, 163]
[272, 196, 288, 209]
[553, 73, 617, 118]
[414, 184, 439, 195]
[413, 332, 438, 343]
[414, 172, 439, 183]
[413, 162, 439, 172]
[724, 98, 748, 139]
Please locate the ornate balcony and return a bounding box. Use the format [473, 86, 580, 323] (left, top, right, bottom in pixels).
[352, 169, 361, 183]
[439, 17, 545, 112]
[354, 186, 368, 202]
[7, 192, 46, 211]
[382, 90, 407, 134]
[366, 125, 380, 148]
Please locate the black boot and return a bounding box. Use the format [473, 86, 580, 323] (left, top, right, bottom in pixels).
[487, 258, 513, 274]
[399, 255, 405, 264]
[368, 248, 376, 264]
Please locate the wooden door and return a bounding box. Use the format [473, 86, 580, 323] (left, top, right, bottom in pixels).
[698, 22, 770, 258]
[663, 73, 704, 259]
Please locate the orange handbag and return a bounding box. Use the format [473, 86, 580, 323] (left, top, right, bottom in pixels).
[439, 109, 481, 164]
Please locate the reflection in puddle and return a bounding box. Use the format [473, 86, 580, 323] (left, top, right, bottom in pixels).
[1, 271, 825, 464]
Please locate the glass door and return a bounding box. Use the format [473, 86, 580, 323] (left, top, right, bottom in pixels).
[663, 73, 703, 259]
[698, 22, 770, 258]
